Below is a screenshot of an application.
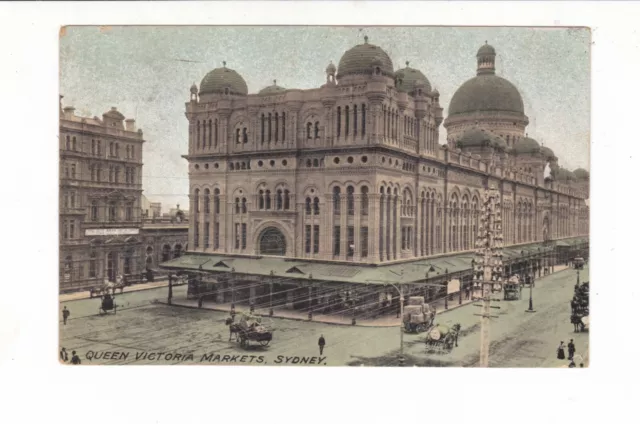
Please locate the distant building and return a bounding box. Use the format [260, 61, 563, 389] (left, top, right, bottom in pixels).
[141, 203, 189, 269]
[59, 97, 145, 292]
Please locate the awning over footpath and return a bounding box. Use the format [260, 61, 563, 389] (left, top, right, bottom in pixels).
[160, 236, 588, 286]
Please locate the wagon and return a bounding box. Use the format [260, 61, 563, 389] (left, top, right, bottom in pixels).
[99, 294, 117, 315]
[425, 323, 461, 352]
[503, 283, 520, 301]
[231, 314, 273, 348]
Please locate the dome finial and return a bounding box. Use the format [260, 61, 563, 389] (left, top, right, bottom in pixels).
[406, 61, 410, 67]
[485, 40, 488, 44]
[273, 79, 277, 85]
[223, 61, 227, 67]
[364, 35, 369, 44]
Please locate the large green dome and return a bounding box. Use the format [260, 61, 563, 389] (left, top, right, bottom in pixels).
[573, 168, 590, 179]
[448, 74, 525, 116]
[395, 62, 432, 94]
[199, 65, 248, 96]
[259, 80, 286, 95]
[540, 145, 557, 160]
[337, 38, 394, 79]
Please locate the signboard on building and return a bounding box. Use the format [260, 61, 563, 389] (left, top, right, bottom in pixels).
[85, 228, 140, 236]
[447, 278, 461, 295]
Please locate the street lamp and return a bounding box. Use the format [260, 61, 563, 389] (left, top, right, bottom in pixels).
[524, 251, 535, 313]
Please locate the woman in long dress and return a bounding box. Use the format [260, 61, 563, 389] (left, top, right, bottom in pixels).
[557, 341, 566, 360]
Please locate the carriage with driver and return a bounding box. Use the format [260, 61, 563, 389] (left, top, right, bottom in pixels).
[99, 293, 117, 315]
[226, 313, 273, 347]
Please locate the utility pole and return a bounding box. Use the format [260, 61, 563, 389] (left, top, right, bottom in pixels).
[472, 185, 504, 368]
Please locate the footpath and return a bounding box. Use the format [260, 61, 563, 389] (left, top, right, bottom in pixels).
[59, 279, 174, 302]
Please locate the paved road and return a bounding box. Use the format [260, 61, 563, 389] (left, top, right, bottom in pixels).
[59, 266, 588, 367]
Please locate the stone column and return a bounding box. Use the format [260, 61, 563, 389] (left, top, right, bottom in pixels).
[198, 194, 206, 251]
[380, 194, 387, 261]
[323, 194, 333, 260]
[188, 194, 196, 251]
[297, 201, 305, 257]
[369, 193, 380, 263]
[395, 195, 401, 259]
[417, 201, 422, 257]
[354, 196, 361, 262]
[219, 195, 227, 252]
[209, 194, 215, 252]
[340, 195, 347, 260]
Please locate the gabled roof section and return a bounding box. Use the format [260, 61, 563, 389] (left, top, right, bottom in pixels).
[212, 260, 231, 268]
[286, 266, 306, 274]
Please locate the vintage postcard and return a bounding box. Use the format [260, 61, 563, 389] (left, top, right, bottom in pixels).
[58, 26, 589, 367]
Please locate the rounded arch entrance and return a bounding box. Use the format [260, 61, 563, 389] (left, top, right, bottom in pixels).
[257, 227, 287, 256]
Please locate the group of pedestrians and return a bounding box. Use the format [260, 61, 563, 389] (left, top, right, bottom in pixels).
[557, 339, 583, 367]
[59, 347, 81, 364]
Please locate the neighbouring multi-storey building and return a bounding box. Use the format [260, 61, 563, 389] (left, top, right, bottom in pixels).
[161, 39, 589, 314]
[59, 98, 145, 292]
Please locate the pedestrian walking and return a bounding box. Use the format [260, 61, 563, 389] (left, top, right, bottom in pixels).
[568, 339, 576, 360]
[62, 306, 70, 325]
[70, 351, 81, 365]
[465, 286, 470, 300]
[60, 347, 68, 362]
[318, 334, 326, 355]
[557, 341, 566, 360]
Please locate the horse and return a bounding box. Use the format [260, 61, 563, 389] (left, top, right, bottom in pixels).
[225, 317, 241, 341]
[570, 314, 585, 332]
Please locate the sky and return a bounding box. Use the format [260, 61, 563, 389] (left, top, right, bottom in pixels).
[60, 26, 590, 212]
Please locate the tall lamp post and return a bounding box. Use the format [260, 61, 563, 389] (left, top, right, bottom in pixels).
[384, 280, 405, 366]
[472, 185, 504, 368]
[525, 251, 535, 313]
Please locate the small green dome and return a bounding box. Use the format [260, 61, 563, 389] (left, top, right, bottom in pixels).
[540, 145, 557, 160]
[573, 168, 590, 179]
[395, 62, 432, 94]
[199, 64, 248, 96]
[477, 43, 496, 57]
[259, 80, 286, 95]
[457, 128, 507, 151]
[514, 136, 541, 154]
[337, 37, 394, 79]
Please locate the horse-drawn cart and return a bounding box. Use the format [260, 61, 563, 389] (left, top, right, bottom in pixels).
[227, 313, 273, 347]
[403, 297, 436, 333]
[99, 294, 117, 315]
[425, 323, 461, 352]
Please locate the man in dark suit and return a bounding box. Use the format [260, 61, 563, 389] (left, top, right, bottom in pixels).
[318, 335, 326, 355]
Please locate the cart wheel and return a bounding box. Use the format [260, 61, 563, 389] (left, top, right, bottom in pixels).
[416, 324, 425, 333]
[259, 340, 270, 347]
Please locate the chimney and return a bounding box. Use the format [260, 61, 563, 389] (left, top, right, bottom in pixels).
[125, 118, 136, 132]
[63, 106, 76, 118]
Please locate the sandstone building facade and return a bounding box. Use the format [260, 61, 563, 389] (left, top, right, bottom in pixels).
[181, 39, 589, 265]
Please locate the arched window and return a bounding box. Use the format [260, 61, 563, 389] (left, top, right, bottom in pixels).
[91, 201, 98, 221]
[353, 105, 358, 135]
[347, 186, 355, 215]
[241, 198, 247, 214]
[333, 187, 341, 215]
[236, 128, 241, 144]
[258, 190, 265, 210]
[307, 122, 312, 139]
[361, 186, 369, 216]
[204, 189, 210, 213]
[213, 188, 220, 213]
[284, 189, 290, 210]
[337, 107, 341, 136]
[276, 190, 283, 210]
[361, 104, 366, 135]
[314, 122, 320, 139]
[196, 121, 201, 149]
[202, 123, 207, 147]
[313, 197, 320, 215]
[194, 189, 200, 213]
[305, 197, 312, 215]
[275, 113, 279, 143]
[281, 112, 286, 141]
[208, 120, 212, 147]
[214, 119, 219, 147]
[268, 113, 272, 142]
[242, 128, 248, 144]
[91, 139, 96, 155]
[235, 198, 240, 214]
[66, 135, 71, 150]
[89, 252, 97, 278]
[345, 106, 350, 136]
[72, 136, 77, 151]
[265, 190, 271, 210]
[64, 255, 73, 281]
[109, 202, 117, 222]
[261, 114, 265, 144]
[126, 145, 130, 158]
[313, 158, 319, 167]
